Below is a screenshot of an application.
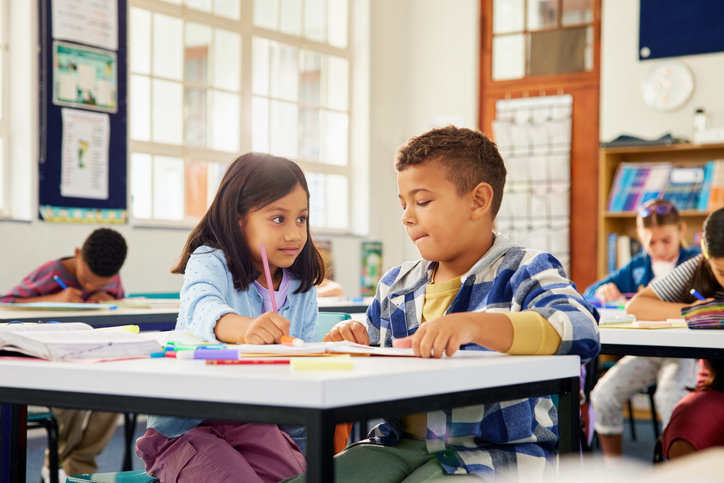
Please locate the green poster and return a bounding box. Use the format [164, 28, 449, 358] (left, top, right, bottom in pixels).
[361, 241, 383, 296]
[53, 41, 117, 113]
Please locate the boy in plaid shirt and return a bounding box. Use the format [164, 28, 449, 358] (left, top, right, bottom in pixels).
[287, 126, 599, 482]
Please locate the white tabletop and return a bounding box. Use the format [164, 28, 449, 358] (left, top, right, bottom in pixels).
[0, 352, 579, 409]
[600, 326, 724, 349]
[0, 306, 178, 321]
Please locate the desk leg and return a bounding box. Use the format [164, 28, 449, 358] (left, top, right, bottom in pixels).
[305, 410, 336, 483]
[0, 403, 27, 483]
[558, 376, 580, 454]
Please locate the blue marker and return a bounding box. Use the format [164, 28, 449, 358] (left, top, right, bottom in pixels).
[690, 288, 706, 301]
[53, 275, 69, 290]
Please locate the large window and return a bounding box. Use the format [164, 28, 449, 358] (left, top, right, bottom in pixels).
[0, 0, 7, 216]
[130, 0, 351, 231]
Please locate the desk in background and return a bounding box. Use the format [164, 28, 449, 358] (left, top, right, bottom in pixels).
[0, 307, 178, 331]
[599, 326, 724, 359]
[0, 352, 580, 483]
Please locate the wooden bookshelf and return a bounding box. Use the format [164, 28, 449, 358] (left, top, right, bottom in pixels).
[598, 142, 724, 278]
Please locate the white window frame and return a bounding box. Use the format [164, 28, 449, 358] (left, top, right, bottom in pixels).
[129, 0, 353, 234]
[0, 0, 9, 218]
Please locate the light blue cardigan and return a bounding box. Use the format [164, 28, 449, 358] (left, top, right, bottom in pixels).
[147, 246, 318, 442]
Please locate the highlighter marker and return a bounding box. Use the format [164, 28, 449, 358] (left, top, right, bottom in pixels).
[690, 288, 706, 301]
[176, 349, 242, 360]
[281, 335, 304, 347]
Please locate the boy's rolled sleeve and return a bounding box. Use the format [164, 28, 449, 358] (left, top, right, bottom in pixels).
[179, 252, 239, 342]
[504, 311, 561, 355]
[511, 253, 600, 364]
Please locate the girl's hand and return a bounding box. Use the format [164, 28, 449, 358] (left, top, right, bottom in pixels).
[595, 283, 622, 302]
[692, 297, 715, 306]
[51, 288, 84, 303]
[243, 312, 291, 345]
[323, 320, 369, 345]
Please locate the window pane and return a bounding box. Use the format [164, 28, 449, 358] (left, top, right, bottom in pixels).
[213, 29, 241, 91]
[185, 161, 208, 219]
[280, 0, 301, 36]
[327, 56, 348, 110]
[211, 90, 240, 152]
[185, 88, 207, 147]
[322, 110, 347, 165]
[327, 0, 348, 48]
[325, 174, 348, 228]
[529, 28, 586, 76]
[304, 0, 325, 42]
[299, 108, 319, 160]
[270, 42, 298, 101]
[153, 156, 185, 220]
[215, 0, 241, 20]
[153, 14, 183, 80]
[252, 96, 270, 152]
[528, 0, 558, 30]
[0, 139, 4, 210]
[254, 0, 277, 30]
[131, 153, 152, 219]
[492, 34, 525, 80]
[562, 0, 592, 25]
[185, 22, 211, 84]
[299, 51, 321, 105]
[159, 0, 181, 3]
[207, 163, 226, 206]
[252, 37, 270, 96]
[493, 0, 524, 34]
[130, 74, 151, 141]
[130, 8, 151, 75]
[585, 26, 593, 71]
[270, 100, 297, 158]
[152, 79, 183, 144]
[186, 0, 211, 12]
[307, 172, 325, 227]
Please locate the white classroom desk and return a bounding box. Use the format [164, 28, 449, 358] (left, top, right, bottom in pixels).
[0, 352, 580, 483]
[0, 306, 178, 331]
[598, 309, 724, 359]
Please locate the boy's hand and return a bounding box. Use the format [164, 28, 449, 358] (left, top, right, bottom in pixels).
[405, 313, 482, 358]
[323, 320, 369, 345]
[51, 288, 84, 303]
[85, 291, 115, 303]
[595, 283, 621, 302]
[243, 312, 291, 345]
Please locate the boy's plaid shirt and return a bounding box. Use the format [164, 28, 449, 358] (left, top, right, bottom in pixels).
[364, 235, 600, 481]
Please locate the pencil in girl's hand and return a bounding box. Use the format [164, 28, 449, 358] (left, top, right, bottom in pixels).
[281, 335, 304, 347]
[260, 243, 278, 314]
[206, 359, 290, 365]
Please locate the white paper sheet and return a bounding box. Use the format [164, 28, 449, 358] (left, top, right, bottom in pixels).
[60, 109, 110, 200]
[52, 0, 118, 51]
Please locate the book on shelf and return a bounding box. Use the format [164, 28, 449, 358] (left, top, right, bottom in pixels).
[661, 166, 705, 210]
[606, 233, 644, 272]
[0, 322, 162, 360]
[607, 163, 673, 212]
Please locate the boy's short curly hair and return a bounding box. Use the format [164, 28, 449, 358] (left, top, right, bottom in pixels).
[395, 125, 507, 217]
[82, 228, 128, 277]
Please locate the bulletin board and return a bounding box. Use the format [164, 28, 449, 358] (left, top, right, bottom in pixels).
[38, 0, 128, 224]
[639, 0, 724, 60]
[491, 95, 573, 276]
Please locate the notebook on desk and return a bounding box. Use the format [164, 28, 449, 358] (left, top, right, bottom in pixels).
[0, 302, 109, 310]
[0, 322, 162, 360]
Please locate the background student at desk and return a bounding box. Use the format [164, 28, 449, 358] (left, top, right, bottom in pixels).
[587, 200, 699, 458]
[0, 228, 128, 482]
[627, 208, 724, 460]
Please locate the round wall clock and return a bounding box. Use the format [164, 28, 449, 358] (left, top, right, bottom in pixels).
[640, 61, 694, 111]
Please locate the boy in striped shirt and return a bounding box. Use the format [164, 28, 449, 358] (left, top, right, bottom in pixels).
[1, 227, 126, 303]
[1, 228, 127, 481]
[308, 126, 600, 482]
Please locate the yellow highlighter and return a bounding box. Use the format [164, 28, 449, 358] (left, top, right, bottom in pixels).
[291, 355, 353, 371]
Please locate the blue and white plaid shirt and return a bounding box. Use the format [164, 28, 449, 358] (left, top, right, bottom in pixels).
[364, 234, 600, 481]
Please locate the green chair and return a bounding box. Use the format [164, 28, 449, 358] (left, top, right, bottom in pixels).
[27, 410, 59, 483]
[66, 470, 158, 483]
[317, 312, 352, 341]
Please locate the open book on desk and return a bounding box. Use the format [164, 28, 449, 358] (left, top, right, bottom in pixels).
[0, 322, 162, 360]
[230, 340, 415, 357]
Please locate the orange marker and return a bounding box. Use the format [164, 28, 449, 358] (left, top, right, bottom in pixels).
[281, 335, 304, 347]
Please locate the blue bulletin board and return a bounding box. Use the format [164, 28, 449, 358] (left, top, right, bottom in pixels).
[639, 0, 724, 60]
[38, 0, 128, 223]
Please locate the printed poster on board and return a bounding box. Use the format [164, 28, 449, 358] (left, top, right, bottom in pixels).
[52, 0, 118, 51]
[60, 108, 110, 200]
[361, 241, 383, 296]
[53, 42, 117, 113]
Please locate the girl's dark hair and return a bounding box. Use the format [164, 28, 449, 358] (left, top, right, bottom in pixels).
[172, 152, 325, 293]
[700, 359, 724, 392]
[687, 208, 724, 303]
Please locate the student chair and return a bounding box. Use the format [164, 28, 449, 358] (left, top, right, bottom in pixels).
[316, 312, 352, 342]
[67, 471, 157, 483]
[27, 409, 59, 483]
[626, 384, 659, 442]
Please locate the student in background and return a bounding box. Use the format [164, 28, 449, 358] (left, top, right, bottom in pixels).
[286, 126, 600, 482]
[584, 199, 699, 301]
[315, 243, 344, 297]
[0, 228, 127, 481]
[627, 208, 724, 460]
[135, 153, 325, 483]
[0, 227, 126, 303]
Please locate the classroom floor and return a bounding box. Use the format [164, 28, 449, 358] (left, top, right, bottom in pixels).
[25, 415, 660, 481]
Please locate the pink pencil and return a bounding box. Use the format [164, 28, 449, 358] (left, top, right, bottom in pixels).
[260, 243, 278, 314]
